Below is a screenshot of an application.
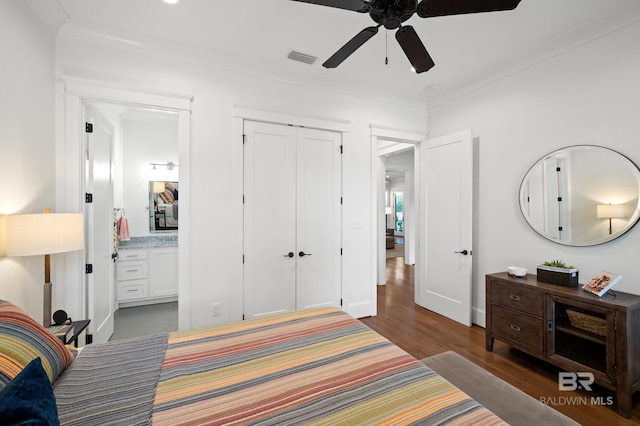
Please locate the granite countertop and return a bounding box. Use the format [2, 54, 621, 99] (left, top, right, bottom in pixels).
[118, 235, 178, 249]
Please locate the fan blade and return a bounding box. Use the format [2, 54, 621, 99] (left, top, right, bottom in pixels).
[417, 0, 521, 18]
[395, 26, 434, 74]
[290, 0, 370, 13]
[323, 26, 379, 69]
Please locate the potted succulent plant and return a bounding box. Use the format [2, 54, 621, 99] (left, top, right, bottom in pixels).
[537, 259, 579, 287]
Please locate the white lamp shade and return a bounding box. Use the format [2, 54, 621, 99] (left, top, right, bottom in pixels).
[6, 213, 84, 256]
[597, 204, 625, 219]
[385, 207, 392, 215]
[153, 181, 165, 193]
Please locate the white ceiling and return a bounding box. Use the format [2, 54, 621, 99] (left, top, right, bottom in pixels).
[27, 0, 640, 105]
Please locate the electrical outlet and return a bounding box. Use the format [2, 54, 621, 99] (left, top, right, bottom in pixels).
[211, 303, 221, 317]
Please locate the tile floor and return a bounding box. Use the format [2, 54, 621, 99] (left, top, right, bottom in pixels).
[110, 302, 178, 341]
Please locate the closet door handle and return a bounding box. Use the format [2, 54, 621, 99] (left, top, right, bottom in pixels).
[283, 252, 294, 258]
[299, 251, 312, 257]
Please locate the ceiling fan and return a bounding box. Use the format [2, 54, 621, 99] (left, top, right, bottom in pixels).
[291, 0, 522, 73]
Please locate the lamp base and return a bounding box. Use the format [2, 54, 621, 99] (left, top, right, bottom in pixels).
[44, 281, 52, 327]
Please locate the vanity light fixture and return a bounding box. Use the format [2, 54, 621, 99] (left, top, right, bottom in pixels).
[149, 162, 179, 170]
[597, 203, 625, 235]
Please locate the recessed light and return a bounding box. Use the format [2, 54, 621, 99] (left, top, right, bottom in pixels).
[163, 0, 179, 4]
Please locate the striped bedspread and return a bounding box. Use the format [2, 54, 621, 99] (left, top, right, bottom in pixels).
[150, 308, 505, 425]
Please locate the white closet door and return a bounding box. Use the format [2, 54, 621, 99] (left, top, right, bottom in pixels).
[243, 122, 342, 319]
[296, 128, 342, 310]
[243, 121, 297, 318]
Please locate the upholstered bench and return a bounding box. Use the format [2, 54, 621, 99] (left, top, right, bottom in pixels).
[422, 352, 578, 426]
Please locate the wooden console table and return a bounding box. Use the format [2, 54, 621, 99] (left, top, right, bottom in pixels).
[486, 272, 640, 418]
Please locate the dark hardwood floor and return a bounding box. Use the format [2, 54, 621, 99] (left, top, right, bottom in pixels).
[360, 257, 639, 426]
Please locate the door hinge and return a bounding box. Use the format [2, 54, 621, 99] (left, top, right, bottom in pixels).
[242, 255, 245, 264]
[242, 134, 246, 144]
[243, 195, 245, 204]
[85, 193, 93, 203]
[340, 145, 343, 154]
[557, 197, 563, 202]
[558, 226, 563, 231]
[85, 264, 93, 274]
[340, 248, 343, 255]
[340, 197, 343, 205]
[85, 122, 93, 133]
[556, 167, 561, 172]
[340, 298, 343, 306]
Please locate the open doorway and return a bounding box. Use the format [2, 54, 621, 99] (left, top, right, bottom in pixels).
[89, 102, 180, 341]
[384, 149, 414, 260]
[376, 137, 418, 286]
[58, 80, 191, 343]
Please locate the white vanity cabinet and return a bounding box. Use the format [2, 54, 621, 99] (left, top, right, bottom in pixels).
[116, 249, 148, 301]
[116, 246, 178, 306]
[149, 247, 179, 298]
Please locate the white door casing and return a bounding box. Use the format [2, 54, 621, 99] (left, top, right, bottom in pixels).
[84, 104, 115, 343]
[243, 121, 342, 318]
[418, 130, 474, 326]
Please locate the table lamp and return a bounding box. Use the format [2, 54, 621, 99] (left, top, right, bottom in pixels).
[597, 203, 625, 235]
[6, 210, 84, 326]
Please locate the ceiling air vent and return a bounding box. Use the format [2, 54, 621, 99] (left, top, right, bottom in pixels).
[287, 50, 317, 65]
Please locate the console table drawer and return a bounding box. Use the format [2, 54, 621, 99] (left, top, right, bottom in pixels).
[491, 305, 544, 354]
[491, 281, 544, 317]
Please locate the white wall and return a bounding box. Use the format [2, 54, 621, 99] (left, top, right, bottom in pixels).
[122, 114, 179, 237]
[54, 26, 428, 327]
[427, 19, 640, 325]
[0, 0, 57, 319]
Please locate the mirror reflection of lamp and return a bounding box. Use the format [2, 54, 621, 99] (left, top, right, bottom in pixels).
[597, 203, 625, 235]
[6, 210, 84, 327]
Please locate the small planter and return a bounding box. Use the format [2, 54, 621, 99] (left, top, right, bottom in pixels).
[537, 264, 579, 287]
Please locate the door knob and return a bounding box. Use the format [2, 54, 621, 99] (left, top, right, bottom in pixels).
[455, 250, 469, 255]
[283, 252, 294, 258]
[299, 251, 312, 257]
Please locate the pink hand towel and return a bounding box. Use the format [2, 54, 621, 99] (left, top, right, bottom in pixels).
[117, 216, 130, 241]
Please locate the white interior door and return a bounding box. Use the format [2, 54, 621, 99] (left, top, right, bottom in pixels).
[243, 121, 297, 318]
[85, 104, 115, 343]
[418, 130, 473, 326]
[295, 128, 342, 310]
[243, 121, 342, 318]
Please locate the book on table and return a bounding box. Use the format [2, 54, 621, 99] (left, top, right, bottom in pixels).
[47, 324, 75, 343]
[583, 271, 622, 297]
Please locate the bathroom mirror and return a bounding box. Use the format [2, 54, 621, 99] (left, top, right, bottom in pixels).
[519, 146, 640, 246]
[149, 181, 179, 232]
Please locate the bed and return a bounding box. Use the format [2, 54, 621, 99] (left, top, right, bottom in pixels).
[1, 301, 506, 425]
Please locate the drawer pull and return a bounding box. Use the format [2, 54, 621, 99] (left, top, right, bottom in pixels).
[510, 324, 521, 332]
[509, 294, 520, 301]
[126, 269, 139, 273]
[127, 289, 137, 293]
[125, 255, 138, 258]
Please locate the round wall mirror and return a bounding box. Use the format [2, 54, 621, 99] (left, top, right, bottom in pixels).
[519, 145, 640, 246]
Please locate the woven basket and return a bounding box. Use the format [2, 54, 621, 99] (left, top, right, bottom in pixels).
[566, 309, 606, 336]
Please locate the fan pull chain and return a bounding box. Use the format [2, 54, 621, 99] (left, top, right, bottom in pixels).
[385, 30, 388, 65]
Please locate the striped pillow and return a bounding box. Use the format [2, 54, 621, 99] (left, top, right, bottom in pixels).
[0, 300, 74, 389]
